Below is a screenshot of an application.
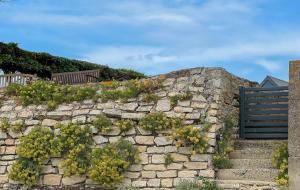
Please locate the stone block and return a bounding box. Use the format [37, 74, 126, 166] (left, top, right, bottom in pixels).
[121, 102, 138, 111]
[132, 180, 147, 187]
[135, 136, 154, 145]
[184, 162, 208, 170]
[161, 178, 173, 187]
[152, 154, 165, 164]
[156, 99, 171, 112]
[174, 106, 193, 113]
[157, 170, 177, 178]
[154, 136, 173, 146]
[93, 135, 108, 144]
[42, 119, 58, 127]
[147, 179, 160, 187]
[178, 171, 197, 178]
[147, 147, 165, 154]
[125, 172, 140, 179]
[43, 174, 62, 186]
[144, 164, 166, 171]
[142, 171, 156, 178]
[122, 112, 145, 120]
[171, 153, 189, 162]
[62, 175, 86, 185]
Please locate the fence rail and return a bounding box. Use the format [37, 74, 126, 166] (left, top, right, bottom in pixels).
[240, 86, 288, 139]
[51, 70, 101, 85]
[0, 74, 37, 88]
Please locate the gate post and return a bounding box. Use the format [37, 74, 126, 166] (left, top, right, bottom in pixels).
[289, 60, 300, 189]
[239, 86, 246, 139]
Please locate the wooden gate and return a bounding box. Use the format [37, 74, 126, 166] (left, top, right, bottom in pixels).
[240, 86, 288, 139]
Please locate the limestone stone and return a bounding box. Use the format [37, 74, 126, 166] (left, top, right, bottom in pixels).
[1, 105, 13, 112]
[165, 146, 178, 153]
[0, 132, 7, 139]
[152, 154, 165, 164]
[8, 131, 21, 138]
[199, 169, 215, 178]
[42, 119, 58, 127]
[167, 163, 183, 170]
[163, 78, 175, 86]
[135, 136, 154, 145]
[93, 135, 108, 144]
[191, 102, 207, 109]
[192, 94, 207, 102]
[47, 111, 72, 119]
[72, 116, 86, 123]
[178, 171, 197, 178]
[51, 158, 62, 167]
[18, 110, 33, 118]
[73, 109, 90, 116]
[178, 147, 192, 155]
[137, 127, 152, 135]
[57, 105, 73, 111]
[144, 164, 166, 171]
[0, 175, 8, 183]
[205, 116, 218, 123]
[103, 109, 122, 117]
[191, 154, 211, 162]
[207, 110, 218, 117]
[178, 100, 190, 107]
[137, 106, 153, 112]
[174, 106, 193, 113]
[129, 165, 142, 172]
[0, 166, 6, 174]
[23, 126, 35, 135]
[156, 99, 171, 111]
[132, 180, 147, 187]
[125, 127, 136, 135]
[157, 170, 177, 178]
[140, 153, 149, 165]
[147, 147, 165, 154]
[124, 136, 136, 144]
[62, 175, 86, 185]
[5, 146, 15, 154]
[186, 112, 201, 119]
[147, 179, 160, 187]
[121, 102, 138, 111]
[41, 165, 56, 174]
[154, 136, 173, 146]
[125, 172, 140, 179]
[25, 119, 40, 126]
[109, 136, 121, 143]
[184, 162, 207, 170]
[122, 112, 145, 120]
[106, 127, 121, 136]
[171, 153, 189, 162]
[142, 171, 156, 178]
[97, 102, 115, 109]
[89, 110, 102, 115]
[161, 178, 173, 188]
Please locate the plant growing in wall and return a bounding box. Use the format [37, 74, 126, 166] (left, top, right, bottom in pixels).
[213, 116, 235, 169]
[115, 119, 135, 133]
[50, 123, 92, 176]
[170, 92, 193, 108]
[0, 117, 10, 132]
[139, 112, 183, 132]
[164, 153, 174, 166]
[272, 143, 288, 189]
[88, 140, 139, 188]
[171, 123, 212, 154]
[9, 127, 53, 186]
[92, 114, 113, 134]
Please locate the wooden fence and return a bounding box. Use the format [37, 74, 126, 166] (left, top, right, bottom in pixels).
[0, 74, 37, 88]
[240, 86, 288, 139]
[51, 70, 101, 85]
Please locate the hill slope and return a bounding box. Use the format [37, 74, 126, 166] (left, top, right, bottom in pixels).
[0, 42, 145, 80]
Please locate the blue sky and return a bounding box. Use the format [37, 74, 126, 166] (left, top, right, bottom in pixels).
[1, 0, 299, 82]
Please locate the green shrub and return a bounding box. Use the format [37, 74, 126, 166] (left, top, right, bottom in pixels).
[0, 117, 10, 132]
[213, 116, 235, 169]
[11, 121, 25, 133]
[170, 92, 193, 108]
[16, 127, 53, 164]
[88, 140, 139, 188]
[142, 94, 159, 103]
[115, 119, 135, 133]
[50, 123, 92, 176]
[272, 143, 288, 188]
[92, 114, 113, 134]
[176, 178, 222, 190]
[171, 123, 211, 154]
[139, 112, 183, 132]
[164, 153, 174, 166]
[5, 80, 98, 110]
[9, 157, 41, 186]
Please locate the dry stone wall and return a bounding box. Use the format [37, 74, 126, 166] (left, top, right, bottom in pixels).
[0, 67, 256, 189]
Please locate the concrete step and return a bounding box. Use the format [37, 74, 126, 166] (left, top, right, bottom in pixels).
[234, 140, 287, 150]
[230, 149, 273, 159]
[230, 159, 273, 169]
[216, 169, 278, 181]
[215, 180, 279, 190]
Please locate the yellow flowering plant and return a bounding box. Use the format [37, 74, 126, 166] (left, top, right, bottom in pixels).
[171, 123, 211, 154]
[272, 143, 288, 188]
[115, 119, 135, 133]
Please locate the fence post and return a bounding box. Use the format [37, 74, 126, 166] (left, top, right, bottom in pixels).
[239, 86, 246, 139]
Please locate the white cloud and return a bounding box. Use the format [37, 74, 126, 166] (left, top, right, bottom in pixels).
[254, 59, 282, 72]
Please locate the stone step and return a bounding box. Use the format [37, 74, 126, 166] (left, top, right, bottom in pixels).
[230, 149, 273, 159]
[216, 169, 278, 181]
[234, 140, 287, 150]
[230, 159, 273, 169]
[215, 180, 279, 190]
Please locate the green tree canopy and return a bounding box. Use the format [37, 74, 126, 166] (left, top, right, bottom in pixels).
[0, 42, 145, 80]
